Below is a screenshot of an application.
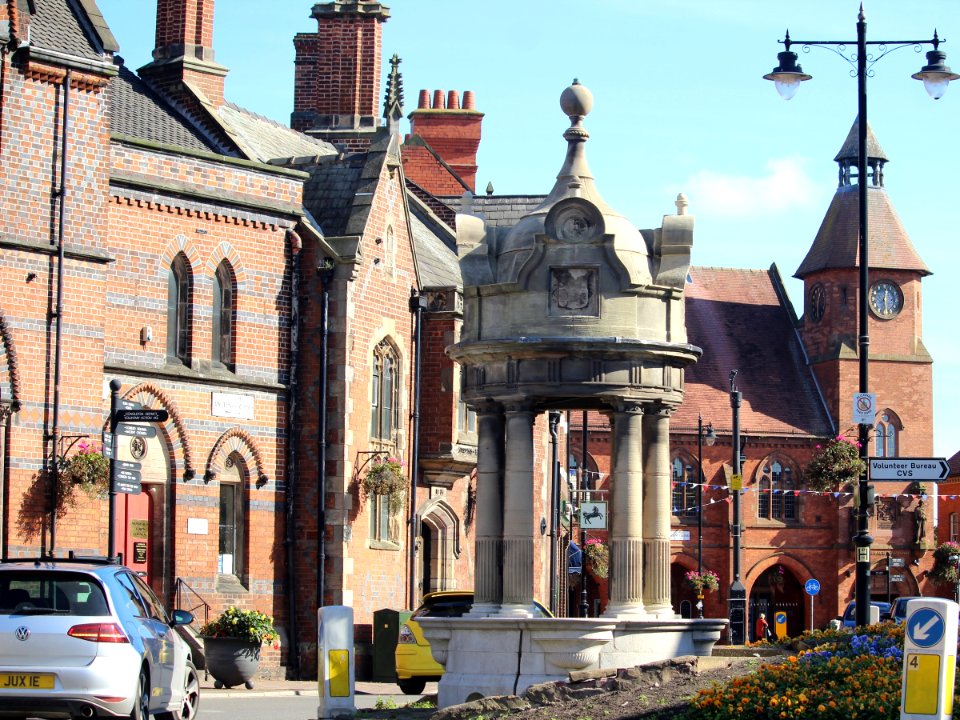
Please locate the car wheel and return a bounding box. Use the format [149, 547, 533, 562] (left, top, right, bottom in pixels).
[398, 678, 427, 695]
[130, 667, 150, 720]
[157, 660, 201, 720]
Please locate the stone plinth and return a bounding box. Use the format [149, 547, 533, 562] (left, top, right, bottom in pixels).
[419, 616, 727, 708]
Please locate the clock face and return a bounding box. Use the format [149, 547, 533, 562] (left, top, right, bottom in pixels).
[808, 284, 826, 323]
[869, 280, 903, 319]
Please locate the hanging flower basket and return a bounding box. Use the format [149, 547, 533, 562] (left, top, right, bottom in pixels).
[685, 570, 720, 593]
[361, 456, 407, 514]
[584, 538, 609, 579]
[929, 541, 960, 586]
[57, 440, 110, 513]
[803, 435, 866, 492]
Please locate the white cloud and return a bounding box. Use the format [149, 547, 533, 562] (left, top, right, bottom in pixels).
[669, 157, 823, 219]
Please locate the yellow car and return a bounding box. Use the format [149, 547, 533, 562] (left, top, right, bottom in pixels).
[394, 591, 552, 694]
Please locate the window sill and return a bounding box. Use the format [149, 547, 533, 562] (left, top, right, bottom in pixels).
[368, 540, 402, 551]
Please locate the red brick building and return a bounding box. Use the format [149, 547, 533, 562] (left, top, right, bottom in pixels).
[0, 0, 951, 683]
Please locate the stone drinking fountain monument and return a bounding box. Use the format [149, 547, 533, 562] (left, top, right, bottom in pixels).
[431, 81, 726, 707]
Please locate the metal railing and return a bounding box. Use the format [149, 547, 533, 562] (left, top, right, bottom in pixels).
[174, 577, 210, 629]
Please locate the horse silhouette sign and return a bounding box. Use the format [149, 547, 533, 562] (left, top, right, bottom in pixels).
[580, 502, 607, 529]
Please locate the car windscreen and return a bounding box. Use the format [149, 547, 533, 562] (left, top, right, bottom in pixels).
[0, 570, 109, 616]
[414, 599, 472, 619]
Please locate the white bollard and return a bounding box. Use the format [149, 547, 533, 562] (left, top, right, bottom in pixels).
[901, 597, 959, 720]
[317, 606, 355, 720]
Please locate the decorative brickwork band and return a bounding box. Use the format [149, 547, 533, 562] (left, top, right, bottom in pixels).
[206, 427, 269, 487]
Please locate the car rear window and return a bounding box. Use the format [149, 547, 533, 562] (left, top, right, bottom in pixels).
[0, 571, 109, 616]
[414, 598, 472, 619]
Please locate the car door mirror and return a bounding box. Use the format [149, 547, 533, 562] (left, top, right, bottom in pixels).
[170, 609, 195, 627]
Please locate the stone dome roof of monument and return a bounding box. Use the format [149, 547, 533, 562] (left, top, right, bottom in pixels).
[495, 81, 652, 286]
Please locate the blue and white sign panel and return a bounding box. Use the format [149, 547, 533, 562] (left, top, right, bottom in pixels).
[901, 597, 959, 720]
[804, 579, 820, 596]
[908, 607, 945, 649]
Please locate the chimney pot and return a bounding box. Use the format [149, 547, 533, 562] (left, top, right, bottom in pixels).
[463, 90, 476, 110]
[418, 89, 430, 109]
[432, 89, 445, 109]
[447, 90, 460, 110]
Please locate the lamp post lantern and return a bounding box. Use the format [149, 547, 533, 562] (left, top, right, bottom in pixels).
[697, 414, 716, 618]
[764, 6, 956, 630]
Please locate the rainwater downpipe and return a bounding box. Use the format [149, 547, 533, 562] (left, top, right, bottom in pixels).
[284, 229, 303, 680]
[407, 291, 426, 607]
[316, 259, 335, 619]
[49, 69, 71, 554]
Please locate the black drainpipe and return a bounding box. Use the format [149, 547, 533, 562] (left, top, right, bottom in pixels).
[284, 229, 302, 680]
[407, 291, 427, 606]
[49, 69, 71, 554]
[317, 260, 335, 620]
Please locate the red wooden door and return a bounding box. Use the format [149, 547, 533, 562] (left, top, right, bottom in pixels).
[113, 490, 152, 581]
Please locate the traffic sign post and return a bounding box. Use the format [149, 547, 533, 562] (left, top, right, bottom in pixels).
[901, 597, 959, 720]
[805, 579, 820, 632]
[871, 458, 949, 482]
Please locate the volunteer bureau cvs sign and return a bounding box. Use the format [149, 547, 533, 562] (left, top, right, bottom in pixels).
[869, 457, 949, 481]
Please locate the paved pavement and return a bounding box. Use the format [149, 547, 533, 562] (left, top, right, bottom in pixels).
[199, 672, 438, 700]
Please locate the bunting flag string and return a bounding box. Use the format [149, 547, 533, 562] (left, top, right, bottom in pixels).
[668, 479, 940, 515]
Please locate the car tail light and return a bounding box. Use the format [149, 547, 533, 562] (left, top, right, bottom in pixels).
[68, 623, 130, 643]
[397, 624, 416, 644]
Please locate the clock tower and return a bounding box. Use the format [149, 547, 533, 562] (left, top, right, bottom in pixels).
[796, 118, 934, 457]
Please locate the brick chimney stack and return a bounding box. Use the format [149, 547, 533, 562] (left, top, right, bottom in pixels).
[292, 1, 390, 150]
[407, 89, 484, 192]
[140, 0, 228, 107]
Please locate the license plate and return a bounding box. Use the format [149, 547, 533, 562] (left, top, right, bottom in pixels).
[0, 673, 55, 689]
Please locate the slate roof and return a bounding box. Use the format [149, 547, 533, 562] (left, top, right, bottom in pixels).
[109, 64, 221, 154]
[26, 0, 108, 60]
[409, 197, 460, 290]
[301, 155, 366, 238]
[834, 118, 888, 163]
[406, 179, 456, 227]
[794, 185, 930, 278]
[673, 266, 833, 439]
[468, 195, 548, 228]
[218, 103, 338, 165]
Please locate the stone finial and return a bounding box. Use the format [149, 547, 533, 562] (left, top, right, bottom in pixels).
[675, 193, 689, 216]
[560, 79, 593, 143]
[486, 181, 494, 196]
[383, 54, 404, 119]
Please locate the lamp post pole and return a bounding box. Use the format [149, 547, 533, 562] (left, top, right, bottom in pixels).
[728, 371, 745, 644]
[764, 6, 957, 630]
[697, 414, 704, 618]
[579, 410, 589, 618]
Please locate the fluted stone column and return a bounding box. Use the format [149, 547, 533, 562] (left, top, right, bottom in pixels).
[642, 405, 674, 616]
[469, 403, 504, 617]
[499, 403, 536, 616]
[603, 402, 646, 617]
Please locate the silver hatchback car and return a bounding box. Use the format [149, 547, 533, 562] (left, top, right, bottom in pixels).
[0, 557, 199, 719]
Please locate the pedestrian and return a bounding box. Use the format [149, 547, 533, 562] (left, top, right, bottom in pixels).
[756, 612, 770, 642]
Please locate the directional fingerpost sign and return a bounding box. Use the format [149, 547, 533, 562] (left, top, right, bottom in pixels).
[901, 597, 958, 720]
[118, 423, 157, 439]
[871, 457, 949, 482]
[112, 460, 142, 495]
[115, 408, 168, 424]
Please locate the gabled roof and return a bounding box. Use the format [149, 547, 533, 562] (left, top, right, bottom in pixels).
[301, 154, 366, 238]
[408, 193, 460, 290]
[218, 103, 338, 166]
[794, 185, 930, 278]
[674, 265, 833, 439]
[109, 64, 223, 154]
[22, 0, 114, 60]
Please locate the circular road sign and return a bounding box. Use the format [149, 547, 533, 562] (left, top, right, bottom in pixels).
[804, 579, 820, 596]
[907, 607, 945, 649]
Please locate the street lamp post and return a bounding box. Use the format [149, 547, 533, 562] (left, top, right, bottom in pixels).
[697, 414, 716, 619]
[764, 6, 957, 630]
[728, 371, 745, 644]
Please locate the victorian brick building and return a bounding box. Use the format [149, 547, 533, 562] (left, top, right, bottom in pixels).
[0, 0, 948, 682]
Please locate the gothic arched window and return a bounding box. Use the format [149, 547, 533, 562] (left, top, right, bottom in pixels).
[875, 414, 898, 458]
[167, 254, 191, 364]
[371, 339, 400, 444]
[671, 457, 698, 518]
[757, 459, 797, 521]
[212, 260, 235, 371]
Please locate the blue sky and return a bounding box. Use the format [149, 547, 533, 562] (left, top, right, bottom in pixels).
[98, 1, 959, 458]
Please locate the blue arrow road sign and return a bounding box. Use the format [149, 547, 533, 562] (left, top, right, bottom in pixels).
[804, 579, 820, 596]
[908, 607, 945, 648]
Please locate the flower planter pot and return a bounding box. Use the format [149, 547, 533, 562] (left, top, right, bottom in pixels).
[202, 637, 262, 689]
